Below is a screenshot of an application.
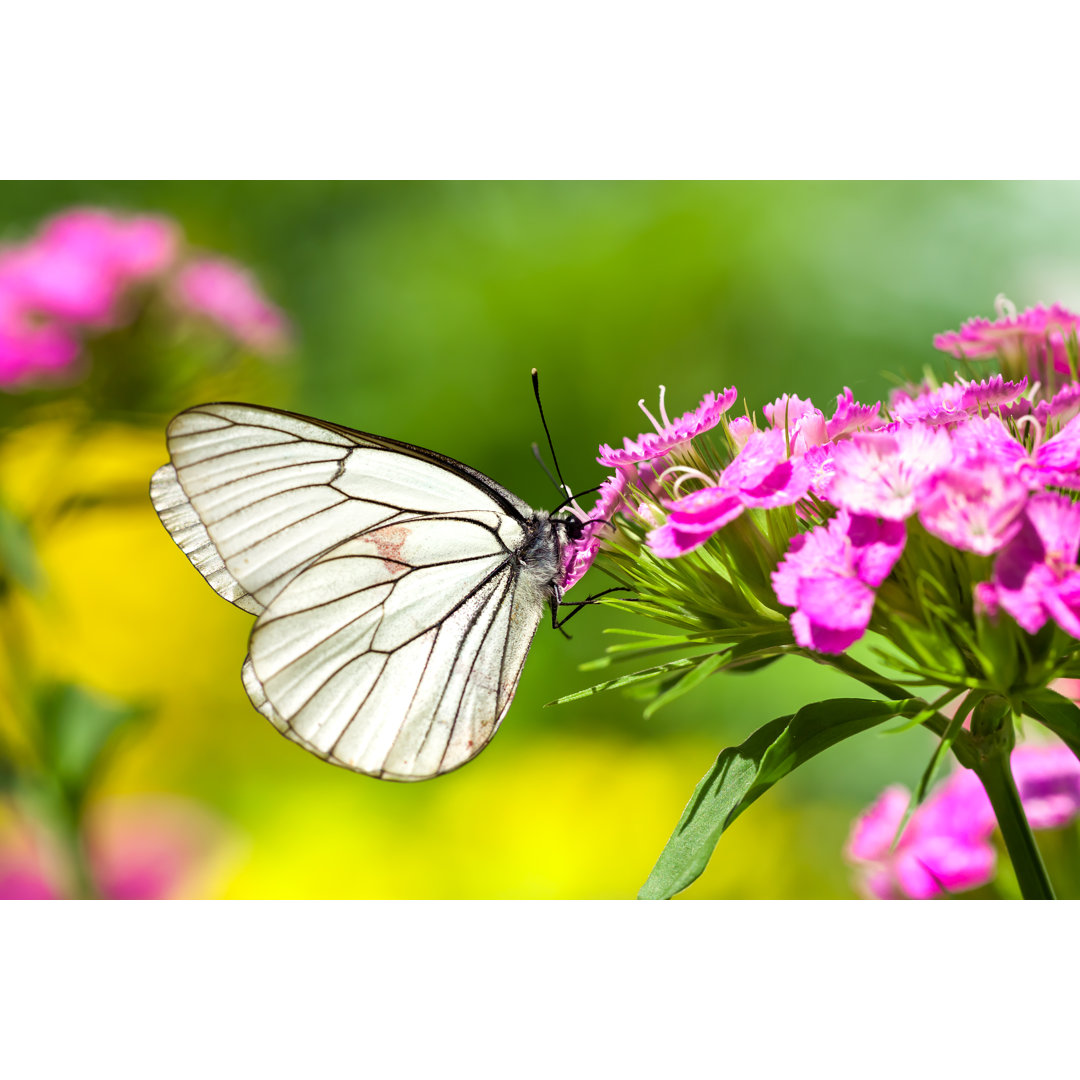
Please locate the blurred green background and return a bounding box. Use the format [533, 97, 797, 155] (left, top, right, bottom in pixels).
[4, 180, 1079, 897]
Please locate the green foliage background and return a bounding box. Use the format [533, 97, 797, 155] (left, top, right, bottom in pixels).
[4, 181, 1078, 897]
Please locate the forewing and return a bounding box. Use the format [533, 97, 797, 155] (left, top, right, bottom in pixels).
[150, 402, 528, 614]
[243, 514, 547, 780]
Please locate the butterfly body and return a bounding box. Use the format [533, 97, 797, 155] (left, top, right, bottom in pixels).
[150, 402, 579, 781]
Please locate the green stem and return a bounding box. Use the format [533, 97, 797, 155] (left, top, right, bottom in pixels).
[55, 802, 98, 900]
[972, 748, 1056, 900]
[814, 651, 980, 767]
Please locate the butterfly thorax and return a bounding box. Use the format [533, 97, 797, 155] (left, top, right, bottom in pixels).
[516, 511, 563, 583]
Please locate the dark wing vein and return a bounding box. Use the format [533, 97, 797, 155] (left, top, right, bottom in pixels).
[435, 568, 519, 776]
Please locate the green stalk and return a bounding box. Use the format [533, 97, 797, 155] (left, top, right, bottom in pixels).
[811, 651, 980, 768]
[971, 748, 1056, 901]
[55, 802, 98, 900]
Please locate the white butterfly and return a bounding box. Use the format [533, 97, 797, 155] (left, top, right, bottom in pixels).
[149, 401, 589, 781]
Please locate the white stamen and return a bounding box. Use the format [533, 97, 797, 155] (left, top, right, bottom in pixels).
[637, 393, 664, 435]
[1014, 412, 1044, 452]
[658, 385, 671, 429]
[995, 293, 1017, 320]
[659, 465, 715, 495]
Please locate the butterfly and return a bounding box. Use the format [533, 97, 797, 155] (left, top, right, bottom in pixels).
[149, 400, 591, 781]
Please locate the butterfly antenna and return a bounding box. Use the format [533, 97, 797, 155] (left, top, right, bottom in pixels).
[532, 368, 574, 503]
[532, 442, 564, 495]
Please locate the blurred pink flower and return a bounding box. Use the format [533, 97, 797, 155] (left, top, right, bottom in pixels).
[174, 256, 291, 354]
[41, 208, 177, 281]
[934, 302, 1080, 376]
[1010, 743, 1080, 829]
[0, 291, 81, 386]
[849, 740, 1080, 899]
[0, 797, 237, 900]
[1, 205, 292, 390]
[0, 208, 177, 327]
[847, 771, 997, 899]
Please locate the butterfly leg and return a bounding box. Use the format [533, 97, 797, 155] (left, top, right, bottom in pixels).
[551, 586, 633, 638]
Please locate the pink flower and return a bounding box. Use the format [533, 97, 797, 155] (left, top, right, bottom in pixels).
[560, 473, 626, 591]
[0, 208, 177, 327]
[646, 485, 743, 558]
[889, 375, 1028, 427]
[720, 427, 812, 508]
[950, 414, 1027, 474]
[1010, 743, 1080, 830]
[1023, 412, 1080, 490]
[952, 412, 1080, 493]
[174, 256, 291, 354]
[762, 394, 828, 454]
[801, 443, 836, 499]
[0, 291, 81, 386]
[934, 302, 1080, 376]
[1033, 381, 1080, 427]
[0, 797, 236, 900]
[597, 386, 737, 467]
[771, 510, 905, 653]
[986, 493, 1080, 637]
[646, 429, 811, 558]
[847, 771, 996, 899]
[41, 208, 177, 281]
[827, 387, 881, 439]
[726, 415, 755, 451]
[917, 452, 1028, 555]
[826, 424, 954, 520]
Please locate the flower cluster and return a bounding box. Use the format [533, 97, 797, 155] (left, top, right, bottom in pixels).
[564, 299, 1080, 902]
[563, 301, 1080, 688]
[847, 740, 1080, 899]
[0, 207, 290, 389]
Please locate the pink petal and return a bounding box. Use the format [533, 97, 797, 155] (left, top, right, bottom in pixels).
[1011, 743, 1080, 829]
[845, 785, 910, 862]
[847, 514, 906, 586]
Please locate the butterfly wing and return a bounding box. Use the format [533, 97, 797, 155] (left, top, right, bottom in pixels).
[150, 402, 534, 615]
[150, 402, 554, 780]
[242, 513, 549, 779]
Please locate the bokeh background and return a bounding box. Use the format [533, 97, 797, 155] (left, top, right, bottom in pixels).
[3, 180, 1080, 898]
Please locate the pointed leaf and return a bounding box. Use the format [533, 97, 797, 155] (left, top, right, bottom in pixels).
[1022, 688, 1080, 763]
[639, 696, 919, 899]
[642, 652, 726, 719]
[547, 656, 718, 707]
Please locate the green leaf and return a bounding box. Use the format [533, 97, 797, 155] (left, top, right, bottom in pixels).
[911, 690, 983, 808]
[1022, 688, 1080, 762]
[36, 682, 148, 797]
[642, 652, 725, 719]
[638, 696, 920, 899]
[723, 654, 783, 674]
[546, 656, 714, 706]
[0, 498, 42, 592]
